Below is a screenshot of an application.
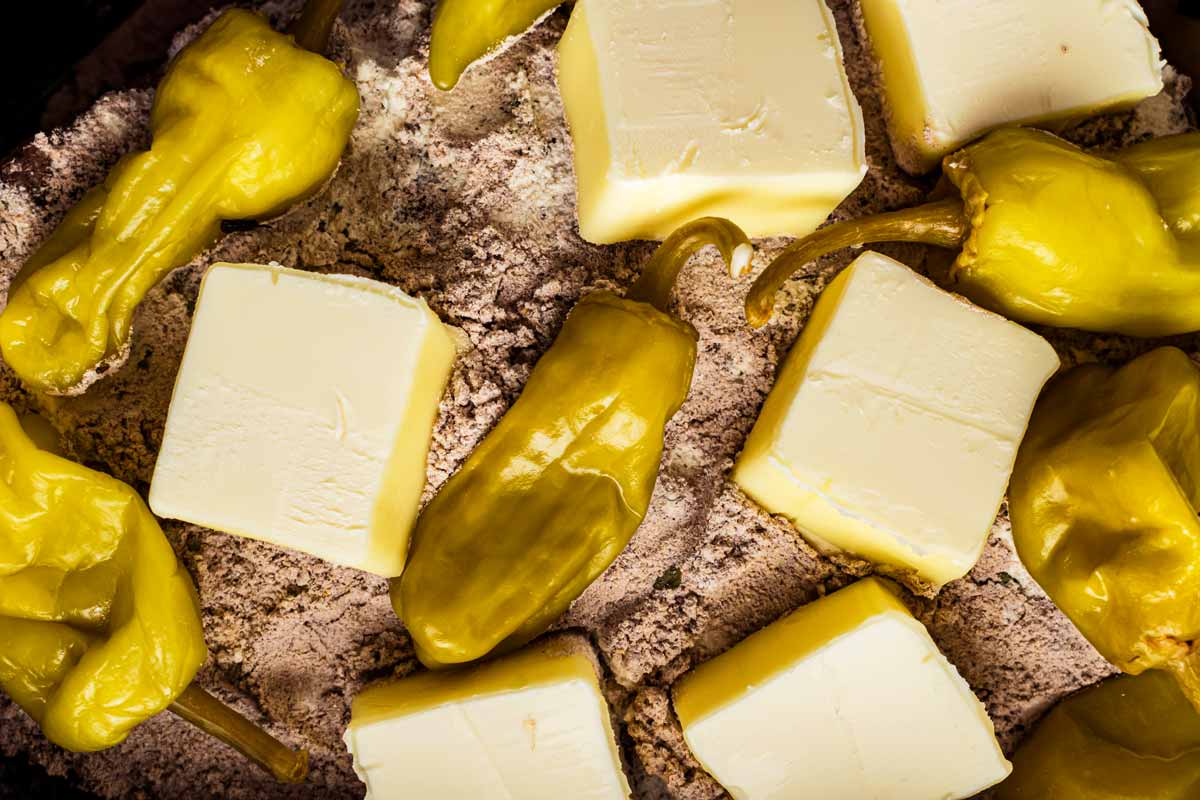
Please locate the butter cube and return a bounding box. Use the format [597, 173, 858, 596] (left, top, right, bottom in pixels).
[860, 0, 1164, 173]
[149, 263, 455, 577]
[557, 0, 866, 244]
[734, 252, 1058, 586]
[344, 641, 630, 799]
[674, 578, 1011, 799]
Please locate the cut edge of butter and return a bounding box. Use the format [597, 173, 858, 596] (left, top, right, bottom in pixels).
[673, 578, 906, 727]
[347, 639, 597, 727]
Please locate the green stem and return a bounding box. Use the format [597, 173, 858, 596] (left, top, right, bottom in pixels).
[744, 198, 969, 328]
[291, 0, 345, 53]
[627, 217, 754, 312]
[170, 683, 309, 784]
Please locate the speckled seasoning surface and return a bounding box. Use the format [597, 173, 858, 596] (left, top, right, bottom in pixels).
[0, 1, 1194, 798]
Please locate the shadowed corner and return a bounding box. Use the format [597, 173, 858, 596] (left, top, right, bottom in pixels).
[1142, 0, 1200, 113]
[0, 755, 93, 800]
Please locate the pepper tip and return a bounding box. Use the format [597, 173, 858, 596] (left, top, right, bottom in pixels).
[429, 61, 459, 91]
[744, 297, 771, 329]
[277, 748, 310, 784]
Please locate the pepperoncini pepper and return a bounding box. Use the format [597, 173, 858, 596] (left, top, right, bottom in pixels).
[0, 402, 307, 782]
[1008, 347, 1200, 712]
[745, 127, 1200, 337]
[0, 7, 359, 395]
[393, 218, 753, 668]
[996, 670, 1200, 799]
[429, 0, 564, 90]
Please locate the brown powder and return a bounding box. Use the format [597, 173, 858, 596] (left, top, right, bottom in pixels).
[0, 1, 1194, 798]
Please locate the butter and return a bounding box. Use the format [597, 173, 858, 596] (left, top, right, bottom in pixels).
[344, 641, 630, 799]
[557, 0, 866, 244]
[149, 263, 455, 577]
[860, 0, 1164, 173]
[674, 578, 1011, 799]
[733, 252, 1058, 586]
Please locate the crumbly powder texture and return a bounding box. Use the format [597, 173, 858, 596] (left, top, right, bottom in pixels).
[0, 1, 1194, 798]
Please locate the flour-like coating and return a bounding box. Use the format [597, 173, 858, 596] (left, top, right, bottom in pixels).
[0, 1, 1194, 798]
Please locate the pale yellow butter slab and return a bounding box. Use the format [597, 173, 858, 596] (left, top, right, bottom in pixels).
[558, 0, 866, 243]
[149, 262, 455, 577]
[345, 642, 630, 799]
[860, 0, 1164, 173]
[734, 251, 1058, 586]
[674, 578, 1011, 799]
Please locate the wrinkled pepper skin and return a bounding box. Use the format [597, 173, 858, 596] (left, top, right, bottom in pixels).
[1009, 347, 1200, 710]
[0, 9, 359, 395]
[996, 671, 1200, 799]
[429, 0, 563, 90]
[394, 218, 752, 668]
[945, 128, 1200, 336]
[0, 402, 207, 751]
[1116, 130, 1200, 238]
[746, 128, 1200, 336]
[398, 293, 695, 666]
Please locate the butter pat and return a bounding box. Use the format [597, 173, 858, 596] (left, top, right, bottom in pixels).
[674, 578, 1011, 799]
[734, 252, 1058, 586]
[860, 0, 1164, 173]
[557, 0, 866, 243]
[344, 641, 630, 799]
[149, 263, 454, 577]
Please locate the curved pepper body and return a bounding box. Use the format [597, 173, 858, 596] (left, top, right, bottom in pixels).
[746, 128, 1200, 336]
[1117, 132, 1200, 237]
[996, 671, 1200, 799]
[0, 9, 359, 394]
[1009, 347, 1200, 704]
[946, 128, 1200, 337]
[395, 291, 697, 667]
[429, 0, 563, 90]
[0, 402, 206, 751]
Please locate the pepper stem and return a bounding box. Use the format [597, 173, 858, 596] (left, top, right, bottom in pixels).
[1169, 649, 1200, 716]
[170, 683, 309, 784]
[626, 217, 754, 312]
[291, 0, 345, 53]
[744, 198, 969, 328]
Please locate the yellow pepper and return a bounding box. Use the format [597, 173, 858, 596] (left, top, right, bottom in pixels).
[0, 8, 359, 395]
[745, 127, 1200, 337]
[429, 0, 564, 90]
[394, 218, 753, 667]
[0, 402, 307, 781]
[1009, 347, 1200, 712]
[997, 671, 1200, 799]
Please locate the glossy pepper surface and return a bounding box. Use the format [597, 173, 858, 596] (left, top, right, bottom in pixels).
[0, 402, 308, 781]
[429, 0, 563, 90]
[996, 670, 1200, 799]
[394, 218, 753, 667]
[746, 127, 1200, 336]
[0, 8, 359, 395]
[1009, 347, 1200, 711]
[0, 401, 207, 751]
